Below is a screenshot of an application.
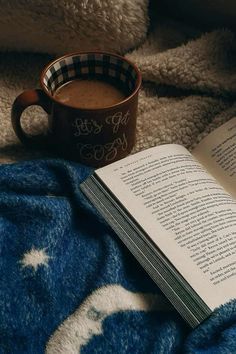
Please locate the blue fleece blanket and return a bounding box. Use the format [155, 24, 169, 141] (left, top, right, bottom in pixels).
[0, 159, 236, 354]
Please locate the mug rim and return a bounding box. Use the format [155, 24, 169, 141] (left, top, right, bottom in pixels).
[40, 51, 142, 111]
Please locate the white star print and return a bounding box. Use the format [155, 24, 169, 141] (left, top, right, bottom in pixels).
[20, 248, 50, 271]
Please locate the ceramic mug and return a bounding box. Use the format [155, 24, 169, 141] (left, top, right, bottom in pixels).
[11, 52, 142, 167]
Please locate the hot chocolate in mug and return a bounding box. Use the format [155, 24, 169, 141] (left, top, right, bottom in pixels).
[11, 52, 142, 167]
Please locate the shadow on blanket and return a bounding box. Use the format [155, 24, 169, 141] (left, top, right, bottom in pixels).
[0, 158, 236, 353]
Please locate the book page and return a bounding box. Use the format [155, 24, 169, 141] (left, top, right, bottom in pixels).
[95, 144, 236, 310]
[192, 117, 236, 198]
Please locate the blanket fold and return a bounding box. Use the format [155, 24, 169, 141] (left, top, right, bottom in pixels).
[126, 19, 236, 157]
[128, 25, 236, 97]
[0, 159, 236, 353]
[184, 299, 236, 353]
[1, 19, 236, 162]
[1, 11, 236, 354]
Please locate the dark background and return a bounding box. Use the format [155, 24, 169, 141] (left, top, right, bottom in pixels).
[150, 0, 236, 30]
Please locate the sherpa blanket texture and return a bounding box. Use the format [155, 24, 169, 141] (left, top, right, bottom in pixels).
[0, 3, 236, 354]
[1, 20, 236, 161]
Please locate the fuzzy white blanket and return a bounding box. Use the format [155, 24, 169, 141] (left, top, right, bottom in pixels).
[0, 11, 236, 163]
[129, 19, 236, 154]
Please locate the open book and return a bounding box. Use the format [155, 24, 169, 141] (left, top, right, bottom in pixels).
[80, 117, 236, 327]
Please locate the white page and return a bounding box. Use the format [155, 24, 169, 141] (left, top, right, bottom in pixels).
[193, 117, 236, 198]
[95, 144, 236, 310]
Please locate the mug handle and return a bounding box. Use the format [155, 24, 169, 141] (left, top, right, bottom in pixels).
[11, 89, 52, 148]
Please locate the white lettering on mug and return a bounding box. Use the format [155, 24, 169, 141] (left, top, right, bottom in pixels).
[76, 133, 128, 162]
[72, 118, 103, 136]
[105, 110, 130, 133]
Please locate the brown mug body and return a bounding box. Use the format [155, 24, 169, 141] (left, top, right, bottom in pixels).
[11, 52, 142, 167]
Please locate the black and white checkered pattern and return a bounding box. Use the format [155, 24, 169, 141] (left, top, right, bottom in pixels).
[43, 53, 138, 95]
